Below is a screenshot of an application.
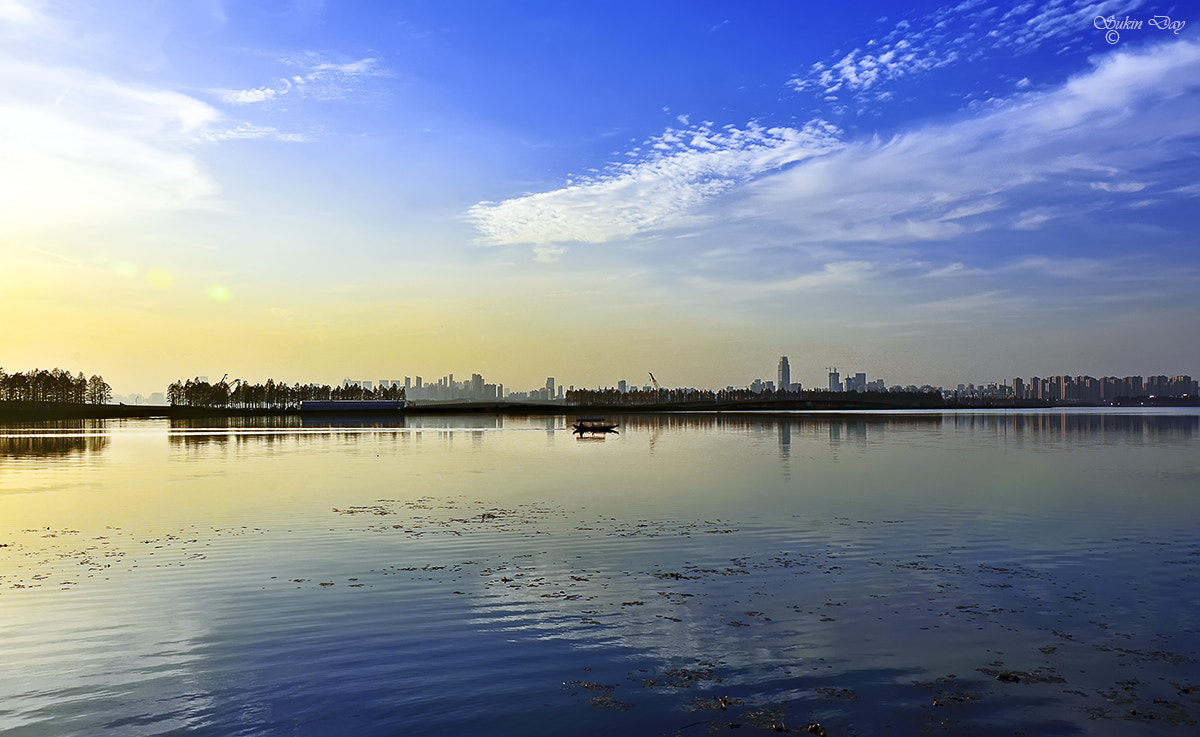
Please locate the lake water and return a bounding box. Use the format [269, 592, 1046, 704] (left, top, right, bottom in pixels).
[1, 410, 1198, 736]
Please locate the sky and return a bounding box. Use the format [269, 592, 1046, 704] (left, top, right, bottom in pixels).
[1, 0, 1197, 395]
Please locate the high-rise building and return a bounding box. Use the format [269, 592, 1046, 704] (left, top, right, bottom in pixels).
[845, 372, 867, 392]
[778, 356, 790, 391]
[828, 369, 841, 392]
[546, 377, 555, 399]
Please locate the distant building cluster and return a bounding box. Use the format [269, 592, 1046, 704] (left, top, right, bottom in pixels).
[351, 374, 566, 402]
[766, 358, 1196, 404]
[1008, 374, 1196, 401]
[824, 368, 888, 393]
[936, 374, 1196, 402]
[750, 359, 938, 396]
[342, 360, 1194, 407]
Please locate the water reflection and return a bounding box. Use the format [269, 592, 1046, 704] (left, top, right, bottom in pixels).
[3, 410, 1200, 736]
[0, 420, 110, 459]
[617, 410, 1200, 452]
[3, 410, 1196, 460]
[167, 427, 410, 451]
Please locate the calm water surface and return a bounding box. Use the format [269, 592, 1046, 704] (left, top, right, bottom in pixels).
[1, 410, 1198, 735]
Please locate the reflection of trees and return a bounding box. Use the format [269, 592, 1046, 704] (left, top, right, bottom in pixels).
[168, 427, 408, 450]
[170, 416, 306, 431]
[168, 417, 412, 450]
[0, 422, 109, 458]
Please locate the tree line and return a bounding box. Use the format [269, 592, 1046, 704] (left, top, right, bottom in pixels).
[167, 378, 405, 409]
[566, 387, 817, 405]
[565, 387, 721, 405]
[0, 368, 112, 404]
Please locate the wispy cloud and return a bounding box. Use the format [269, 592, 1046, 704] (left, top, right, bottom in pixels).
[466, 121, 843, 247]
[788, 0, 1153, 105]
[763, 261, 876, 293]
[1091, 181, 1145, 193]
[923, 262, 983, 278]
[0, 0, 40, 26]
[204, 122, 312, 142]
[679, 260, 878, 304]
[746, 39, 1200, 247]
[0, 60, 223, 229]
[924, 255, 1130, 281]
[218, 53, 385, 105]
[0, 3, 334, 230]
[465, 33, 1200, 334]
[794, 40, 956, 97]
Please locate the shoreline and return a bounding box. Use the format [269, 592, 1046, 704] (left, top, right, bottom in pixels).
[1, 394, 1195, 422]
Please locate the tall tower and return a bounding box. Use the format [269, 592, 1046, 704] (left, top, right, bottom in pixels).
[778, 356, 790, 391]
[828, 367, 841, 392]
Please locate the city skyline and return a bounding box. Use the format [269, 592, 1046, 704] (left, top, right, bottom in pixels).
[3, 2, 1198, 395]
[103, 361, 1192, 405]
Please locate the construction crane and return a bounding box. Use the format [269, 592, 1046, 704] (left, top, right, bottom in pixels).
[648, 372, 661, 390]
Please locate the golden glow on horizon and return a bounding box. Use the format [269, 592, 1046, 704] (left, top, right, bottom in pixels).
[1, 243, 780, 396]
[146, 268, 175, 289]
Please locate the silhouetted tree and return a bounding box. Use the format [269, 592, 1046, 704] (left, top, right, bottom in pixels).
[86, 375, 112, 404]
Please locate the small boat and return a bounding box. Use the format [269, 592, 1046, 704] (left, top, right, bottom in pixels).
[572, 417, 618, 435]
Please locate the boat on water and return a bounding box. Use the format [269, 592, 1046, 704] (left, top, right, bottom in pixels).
[571, 417, 618, 435]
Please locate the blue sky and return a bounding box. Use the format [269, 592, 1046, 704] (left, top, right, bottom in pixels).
[1, 0, 1197, 393]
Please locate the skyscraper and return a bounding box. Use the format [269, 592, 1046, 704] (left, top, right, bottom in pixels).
[778, 356, 790, 391]
[828, 369, 841, 392]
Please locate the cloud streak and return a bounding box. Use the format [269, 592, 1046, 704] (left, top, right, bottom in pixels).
[742, 38, 1200, 247]
[218, 54, 384, 105]
[465, 39, 1200, 256]
[0, 61, 223, 229]
[463, 34, 1200, 339]
[788, 0, 1152, 104]
[466, 121, 843, 246]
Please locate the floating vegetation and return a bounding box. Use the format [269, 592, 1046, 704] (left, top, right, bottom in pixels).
[5, 492, 1200, 734]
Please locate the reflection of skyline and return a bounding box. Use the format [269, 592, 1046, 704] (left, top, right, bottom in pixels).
[4, 411, 1193, 457]
[616, 411, 1200, 446]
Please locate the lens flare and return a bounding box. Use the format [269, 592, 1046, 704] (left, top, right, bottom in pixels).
[146, 268, 174, 289]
